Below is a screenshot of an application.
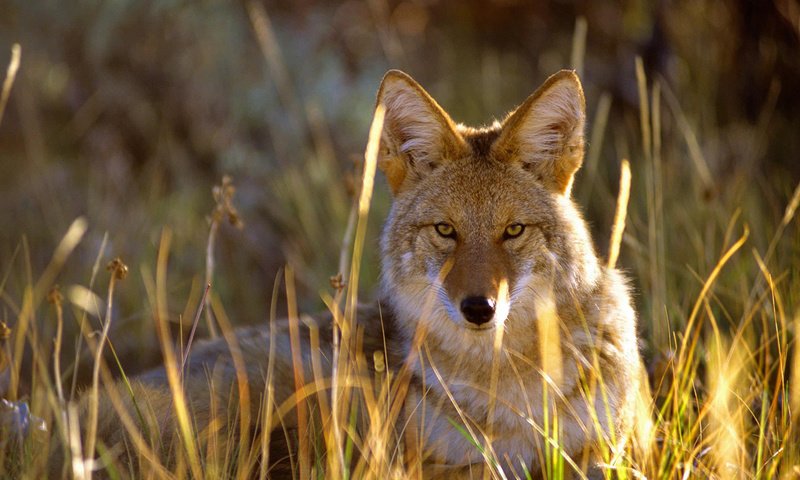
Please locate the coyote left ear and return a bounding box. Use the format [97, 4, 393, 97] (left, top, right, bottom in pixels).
[494, 70, 586, 195]
[375, 70, 466, 194]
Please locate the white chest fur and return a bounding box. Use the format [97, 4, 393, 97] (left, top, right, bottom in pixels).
[407, 354, 560, 472]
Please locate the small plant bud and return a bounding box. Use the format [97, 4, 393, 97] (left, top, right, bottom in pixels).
[211, 175, 244, 229]
[106, 258, 129, 280]
[372, 350, 385, 373]
[329, 273, 346, 291]
[0, 321, 10, 341]
[47, 285, 63, 306]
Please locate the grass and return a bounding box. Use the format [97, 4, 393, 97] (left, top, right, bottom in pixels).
[1, 7, 799, 480]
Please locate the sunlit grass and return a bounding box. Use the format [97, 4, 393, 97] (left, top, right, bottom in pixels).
[1, 119, 798, 479]
[4, 110, 796, 479]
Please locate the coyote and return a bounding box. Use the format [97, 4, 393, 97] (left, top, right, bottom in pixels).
[53, 70, 641, 478]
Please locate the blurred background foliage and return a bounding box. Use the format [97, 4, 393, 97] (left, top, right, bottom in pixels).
[0, 0, 798, 388]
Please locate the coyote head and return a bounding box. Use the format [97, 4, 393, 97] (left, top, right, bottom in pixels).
[376, 70, 602, 357]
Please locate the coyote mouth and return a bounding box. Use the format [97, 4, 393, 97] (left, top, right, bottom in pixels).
[463, 321, 496, 331]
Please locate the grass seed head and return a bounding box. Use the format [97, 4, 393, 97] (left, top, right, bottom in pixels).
[107, 257, 129, 280]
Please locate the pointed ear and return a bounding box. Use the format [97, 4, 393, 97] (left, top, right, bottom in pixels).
[493, 70, 586, 195]
[375, 70, 466, 194]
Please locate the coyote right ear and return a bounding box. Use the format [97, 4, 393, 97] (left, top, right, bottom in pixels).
[375, 70, 466, 194]
[493, 70, 586, 196]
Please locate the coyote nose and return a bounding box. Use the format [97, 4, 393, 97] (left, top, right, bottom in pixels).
[460, 296, 496, 325]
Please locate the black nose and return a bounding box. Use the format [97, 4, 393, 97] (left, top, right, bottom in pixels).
[460, 296, 496, 325]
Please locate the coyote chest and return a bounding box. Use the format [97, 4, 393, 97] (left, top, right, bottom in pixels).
[401, 311, 599, 471]
[413, 358, 547, 465]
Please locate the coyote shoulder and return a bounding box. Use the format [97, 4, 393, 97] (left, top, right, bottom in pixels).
[55, 70, 642, 478]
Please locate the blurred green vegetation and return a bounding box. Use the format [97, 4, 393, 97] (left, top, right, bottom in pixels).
[0, 0, 798, 396]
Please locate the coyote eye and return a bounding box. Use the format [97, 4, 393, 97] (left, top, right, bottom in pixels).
[504, 223, 525, 239]
[434, 222, 456, 239]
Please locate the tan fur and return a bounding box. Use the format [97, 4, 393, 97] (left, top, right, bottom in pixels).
[51, 70, 641, 479]
[377, 69, 640, 477]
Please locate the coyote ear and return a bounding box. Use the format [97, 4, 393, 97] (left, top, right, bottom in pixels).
[494, 70, 586, 195]
[375, 70, 466, 194]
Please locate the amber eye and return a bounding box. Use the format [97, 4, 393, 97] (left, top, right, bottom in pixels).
[504, 223, 525, 239]
[434, 222, 456, 239]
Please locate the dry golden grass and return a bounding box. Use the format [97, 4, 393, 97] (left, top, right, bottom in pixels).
[1, 96, 797, 478]
[1, 9, 799, 480]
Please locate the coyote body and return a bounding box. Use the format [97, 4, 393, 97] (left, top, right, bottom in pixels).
[57, 70, 641, 478]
